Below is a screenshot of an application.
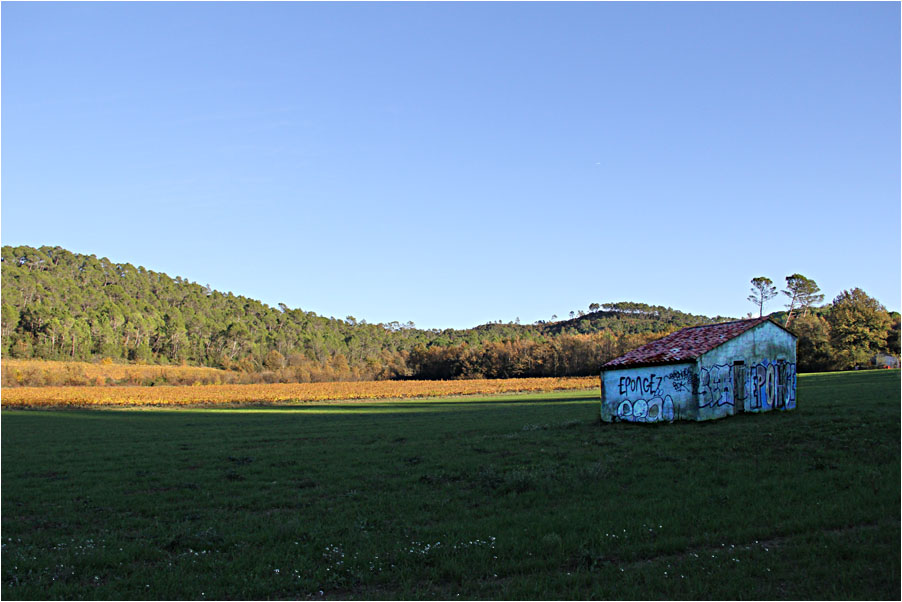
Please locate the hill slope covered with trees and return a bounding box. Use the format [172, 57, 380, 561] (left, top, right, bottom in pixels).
[1, 245, 897, 381]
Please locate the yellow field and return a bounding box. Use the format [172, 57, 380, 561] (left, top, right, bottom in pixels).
[2, 358, 237, 387]
[1, 376, 598, 408]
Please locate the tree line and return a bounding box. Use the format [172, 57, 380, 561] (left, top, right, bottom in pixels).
[1, 246, 897, 381]
[747, 274, 899, 371]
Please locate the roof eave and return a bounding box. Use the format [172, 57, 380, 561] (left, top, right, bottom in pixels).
[764, 316, 799, 339]
[600, 358, 698, 372]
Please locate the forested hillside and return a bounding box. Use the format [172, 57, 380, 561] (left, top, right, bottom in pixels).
[1, 246, 723, 380]
[1, 245, 897, 381]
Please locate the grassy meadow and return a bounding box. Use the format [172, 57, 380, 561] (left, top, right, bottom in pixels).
[2, 370, 899, 599]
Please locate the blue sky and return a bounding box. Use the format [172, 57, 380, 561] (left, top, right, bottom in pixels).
[2, 2, 899, 329]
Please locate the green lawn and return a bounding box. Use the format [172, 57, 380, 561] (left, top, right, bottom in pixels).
[2, 370, 899, 599]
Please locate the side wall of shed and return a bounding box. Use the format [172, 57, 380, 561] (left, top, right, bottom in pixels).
[600, 362, 697, 423]
[696, 321, 797, 421]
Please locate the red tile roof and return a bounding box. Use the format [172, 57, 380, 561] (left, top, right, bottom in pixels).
[602, 317, 790, 370]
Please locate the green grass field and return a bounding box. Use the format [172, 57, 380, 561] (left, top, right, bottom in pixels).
[2, 370, 899, 600]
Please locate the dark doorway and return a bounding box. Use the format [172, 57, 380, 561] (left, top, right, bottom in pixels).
[732, 361, 746, 414]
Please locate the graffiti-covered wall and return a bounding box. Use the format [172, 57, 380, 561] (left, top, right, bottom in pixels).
[696, 321, 797, 421]
[600, 362, 697, 423]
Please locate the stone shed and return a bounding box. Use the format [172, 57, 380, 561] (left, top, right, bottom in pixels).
[600, 316, 797, 423]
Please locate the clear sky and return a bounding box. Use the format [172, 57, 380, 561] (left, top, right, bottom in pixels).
[2, 2, 899, 329]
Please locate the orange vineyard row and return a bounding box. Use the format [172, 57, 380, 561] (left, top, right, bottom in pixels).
[2, 358, 235, 387]
[1, 377, 599, 408]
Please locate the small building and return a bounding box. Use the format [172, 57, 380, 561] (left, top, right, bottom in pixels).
[871, 353, 899, 369]
[600, 316, 797, 423]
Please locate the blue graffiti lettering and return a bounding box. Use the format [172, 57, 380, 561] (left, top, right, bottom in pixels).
[618, 375, 663, 397]
[699, 365, 734, 408]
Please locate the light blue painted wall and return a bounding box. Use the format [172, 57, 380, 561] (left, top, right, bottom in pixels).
[600, 321, 797, 423]
[696, 321, 797, 420]
[600, 362, 696, 423]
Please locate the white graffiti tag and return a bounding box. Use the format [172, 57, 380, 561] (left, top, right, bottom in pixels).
[617, 396, 675, 423]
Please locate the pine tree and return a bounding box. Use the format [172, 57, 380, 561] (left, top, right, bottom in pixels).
[748, 277, 778, 317]
[783, 274, 824, 326]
